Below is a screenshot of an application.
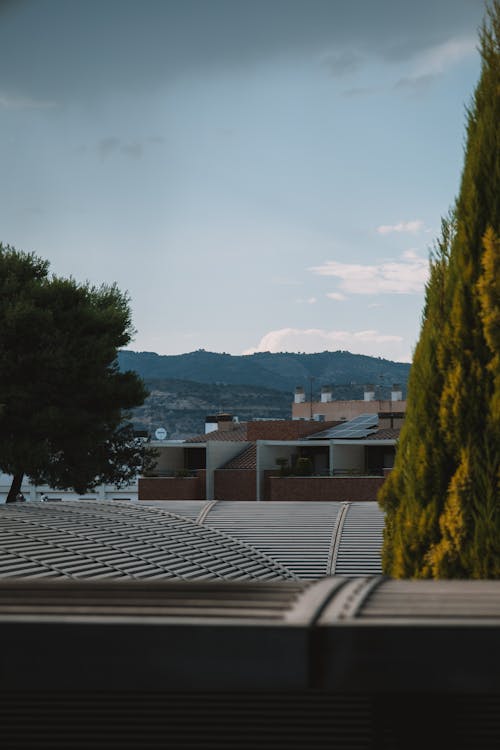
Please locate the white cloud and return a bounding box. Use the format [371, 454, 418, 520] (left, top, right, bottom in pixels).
[415, 36, 477, 77]
[402, 248, 419, 259]
[243, 327, 409, 361]
[394, 36, 477, 91]
[326, 292, 346, 301]
[377, 220, 423, 234]
[309, 252, 429, 295]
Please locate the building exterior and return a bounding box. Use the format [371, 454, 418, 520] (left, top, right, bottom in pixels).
[292, 383, 406, 427]
[139, 414, 398, 503]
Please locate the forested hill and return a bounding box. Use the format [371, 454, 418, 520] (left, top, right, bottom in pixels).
[118, 349, 411, 397]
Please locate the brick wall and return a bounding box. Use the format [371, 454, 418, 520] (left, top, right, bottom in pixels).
[246, 420, 338, 441]
[214, 470, 256, 501]
[268, 475, 385, 502]
[139, 471, 205, 501]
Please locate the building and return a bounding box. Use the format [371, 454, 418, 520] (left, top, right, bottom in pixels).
[139, 412, 399, 502]
[292, 382, 406, 427]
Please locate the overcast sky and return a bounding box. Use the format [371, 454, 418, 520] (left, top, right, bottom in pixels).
[0, 0, 486, 361]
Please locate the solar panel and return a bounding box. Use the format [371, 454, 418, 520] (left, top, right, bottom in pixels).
[308, 413, 379, 439]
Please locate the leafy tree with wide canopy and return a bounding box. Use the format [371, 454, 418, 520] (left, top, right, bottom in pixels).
[0, 244, 149, 502]
[378, 1, 500, 578]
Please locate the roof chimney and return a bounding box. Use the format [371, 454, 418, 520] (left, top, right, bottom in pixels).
[205, 415, 218, 434]
[364, 384, 375, 402]
[320, 386, 333, 403]
[294, 386, 306, 404]
[204, 413, 234, 434]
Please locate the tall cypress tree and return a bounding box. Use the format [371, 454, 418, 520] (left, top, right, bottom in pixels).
[379, 1, 500, 578]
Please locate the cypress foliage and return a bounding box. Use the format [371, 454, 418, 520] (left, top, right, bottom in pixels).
[379, 2, 500, 578]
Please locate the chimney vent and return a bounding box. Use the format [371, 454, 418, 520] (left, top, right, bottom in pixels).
[364, 384, 375, 402]
[205, 413, 233, 434]
[294, 387, 306, 404]
[320, 386, 333, 403]
[391, 384, 403, 402]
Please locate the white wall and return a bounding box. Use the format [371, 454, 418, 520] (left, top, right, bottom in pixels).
[257, 444, 299, 471]
[153, 446, 185, 473]
[0, 473, 138, 504]
[331, 444, 365, 473]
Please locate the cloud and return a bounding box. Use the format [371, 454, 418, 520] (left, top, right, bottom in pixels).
[0, 1, 482, 105]
[243, 327, 409, 361]
[121, 142, 143, 159]
[323, 49, 364, 77]
[98, 137, 120, 158]
[393, 73, 437, 93]
[98, 137, 144, 160]
[415, 35, 477, 76]
[394, 35, 477, 90]
[309, 252, 429, 295]
[377, 220, 423, 235]
[341, 86, 378, 98]
[326, 292, 346, 301]
[0, 92, 56, 110]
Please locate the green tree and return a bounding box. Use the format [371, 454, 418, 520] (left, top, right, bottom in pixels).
[0, 244, 150, 502]
[379, 2, 500, 578]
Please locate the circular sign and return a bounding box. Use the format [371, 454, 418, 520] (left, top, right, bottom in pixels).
[154, 427, 167, 440]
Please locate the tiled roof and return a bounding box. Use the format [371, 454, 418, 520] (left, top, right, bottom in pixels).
[222, 444, 257, 470]
[366, 428, 400, 440]
[184, 425, 249, 443]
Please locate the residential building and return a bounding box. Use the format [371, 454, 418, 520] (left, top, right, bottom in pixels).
[139, 412, 399, 502]
[292, 383, 406, 427]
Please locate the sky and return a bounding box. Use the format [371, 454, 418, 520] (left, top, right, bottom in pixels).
[0, 0, 487, 363]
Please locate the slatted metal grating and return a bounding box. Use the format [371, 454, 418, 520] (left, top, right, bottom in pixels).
[145, 500, 385, 579]
[0, 578, 309, 621]
[1, 577, 500, 748]
[333, 501, 384, 577]
[0, 499, 393, 581]
[0, 501, 298, 582]
[358, 579, 500, 620]
[200, 501, 343, 579]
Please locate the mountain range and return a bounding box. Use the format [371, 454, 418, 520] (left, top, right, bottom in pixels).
[119, 350, 411, 439]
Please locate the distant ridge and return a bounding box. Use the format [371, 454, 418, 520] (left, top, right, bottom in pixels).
[118, 349, 411, 396]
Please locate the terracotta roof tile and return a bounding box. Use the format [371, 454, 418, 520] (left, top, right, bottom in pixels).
[185, 425, 249, 443]
[221, 444, 257, 470]
[367, 428, 400, 440]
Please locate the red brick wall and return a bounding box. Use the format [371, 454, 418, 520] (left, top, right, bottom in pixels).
[139, 473, 205, 501]
[268, 476, 385, 502]
[214, 470, 256, 500]
[246, 420, 338, 441]
[263, 469, 279, 501]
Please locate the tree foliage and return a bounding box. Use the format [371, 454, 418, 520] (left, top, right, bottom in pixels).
[0, 244, 150, 501]
[378, 2, 500, 578]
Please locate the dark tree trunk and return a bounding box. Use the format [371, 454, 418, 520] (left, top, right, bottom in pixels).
[6, 472, 24, 503]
